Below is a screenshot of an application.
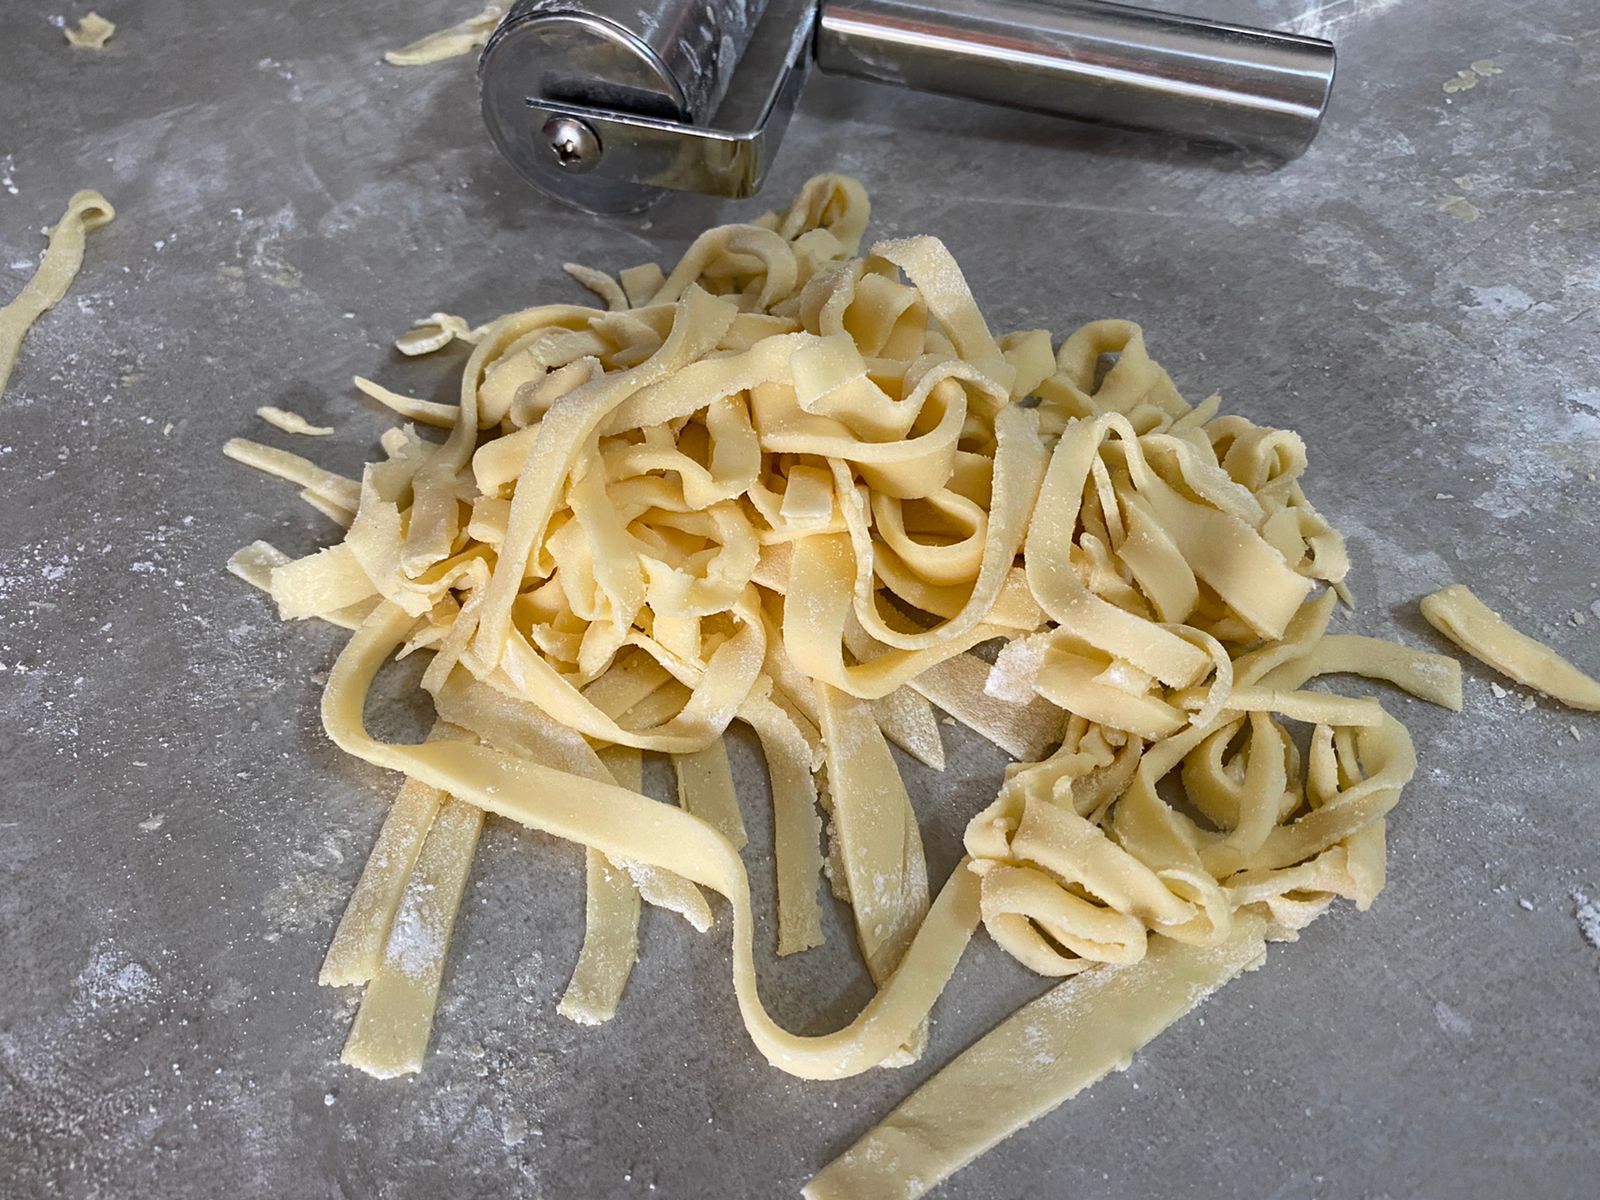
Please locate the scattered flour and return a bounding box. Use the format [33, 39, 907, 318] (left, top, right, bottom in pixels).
[1432, 1000, 1472, 1037]
[1572, 890, 1600, 957]
[1289, 0, 1403, 41]
[1462, 285, 1548, 318]
[75, 945, 157, 1010]
[386, 896, 445, 980]
[986, 634, 1047, 703]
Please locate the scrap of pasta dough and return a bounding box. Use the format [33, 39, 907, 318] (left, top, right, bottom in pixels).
[0, 190, 114, 397]
[395, 312, 485, 355]
[257, 405, 334, 436]
[65, 13, 116, 49]
[383, 3, 506, 65]
[1422, 584, 1600, 711]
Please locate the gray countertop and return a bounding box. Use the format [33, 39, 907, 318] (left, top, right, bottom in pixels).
[2, 1, 1597, 1197]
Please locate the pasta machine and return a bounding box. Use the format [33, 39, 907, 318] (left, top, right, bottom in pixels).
[478, 0, 1337, 213]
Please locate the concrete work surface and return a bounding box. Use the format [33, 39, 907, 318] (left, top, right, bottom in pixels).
[1, 1, 1597, 1197]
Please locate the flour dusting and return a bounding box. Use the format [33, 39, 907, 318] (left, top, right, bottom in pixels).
[1291, 0, 1403, 40]
[75, 945, 158, 1010]
[1432, 1000, 1472, 1037]
[1571, 890, 1600, 959]
[386, 890, 446, 979]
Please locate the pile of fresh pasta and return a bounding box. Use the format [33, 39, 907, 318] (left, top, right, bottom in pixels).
[226, 175, 1471, 1199]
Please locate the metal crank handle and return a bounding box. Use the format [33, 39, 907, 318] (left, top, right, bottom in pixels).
[814, 0, 1336, 159]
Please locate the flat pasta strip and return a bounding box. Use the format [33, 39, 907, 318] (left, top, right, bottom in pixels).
[816, 683, 931, 986]
[674, 738, 749, 849]
[340, 794, 484, 1077]
[870, 685, 946, 770]
[227, 540, 375, 630]
[740, 688, 826, 955]
[383, 2, 506, 66]
[1421, 583, 1600, 711]
[320, 775, 443, 986]
[353, 375, 459, 427]
[396, 312, 484, 355]
[559, 848, 641, 1025]
[803, 912, 1273, 1200]
[224, 437, 361, 512]
[321, 723, 473, 986]
[225, 540, 289, 591]
[0, 190, 114, 397]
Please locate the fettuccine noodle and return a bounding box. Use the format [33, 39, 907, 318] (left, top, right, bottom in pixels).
[383, 3, 507, 66]
[0, 190, 115, 398]
[228, 176, 1463, 1196]
[1422, 583, 1600, 711]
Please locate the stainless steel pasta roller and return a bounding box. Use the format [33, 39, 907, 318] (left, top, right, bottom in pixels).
[478, 0, 1337, 214]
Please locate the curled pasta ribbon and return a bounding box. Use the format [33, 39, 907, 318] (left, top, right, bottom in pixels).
[964, 584, 1459, 987]
[1, 190, 115, 398]
[324, 601, 981, 1082]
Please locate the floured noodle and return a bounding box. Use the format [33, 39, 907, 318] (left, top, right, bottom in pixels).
[805, 914, 1274, 1200]
[383, 3, 507, 66]
[0, 190, 114, 397]
[1421, 583, 1600, 711]
[228, 176, 1458, 1195]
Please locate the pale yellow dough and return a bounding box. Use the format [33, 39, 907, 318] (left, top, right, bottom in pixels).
[0, 190, 114, 397]
[227, 175, 1454, 1196]
[65, 13, 115, 49]
[1422, 583, 1600, 711]
[383, 3, 506, 66]
[804, 913, 1274, 1200]
[257, 405, 334, 436]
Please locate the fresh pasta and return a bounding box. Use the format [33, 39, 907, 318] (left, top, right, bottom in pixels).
[64, 13, 116, 49]
[228, 176, 1465, 1197]
[257, 405, 334, 436]
[382, 3, 507, 66]
[1422, 583, 1600, 710]
[0, 190, 114, 398]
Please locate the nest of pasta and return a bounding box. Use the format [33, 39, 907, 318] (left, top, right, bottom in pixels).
[227, 176, 1463, 1198]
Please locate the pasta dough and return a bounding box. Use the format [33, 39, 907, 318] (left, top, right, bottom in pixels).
[0, 190, 114, 397]
[383, 3, 506, 66]
[257, 405, 334, 436]
[804, 912, 1274, 1200]
[1422, 583, 1600, 711]
[65, 13, 116, 49]
[227, 175, 1457, 1196]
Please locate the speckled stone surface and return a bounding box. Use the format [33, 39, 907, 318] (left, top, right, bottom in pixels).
[1, 1, 1597, 1197]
